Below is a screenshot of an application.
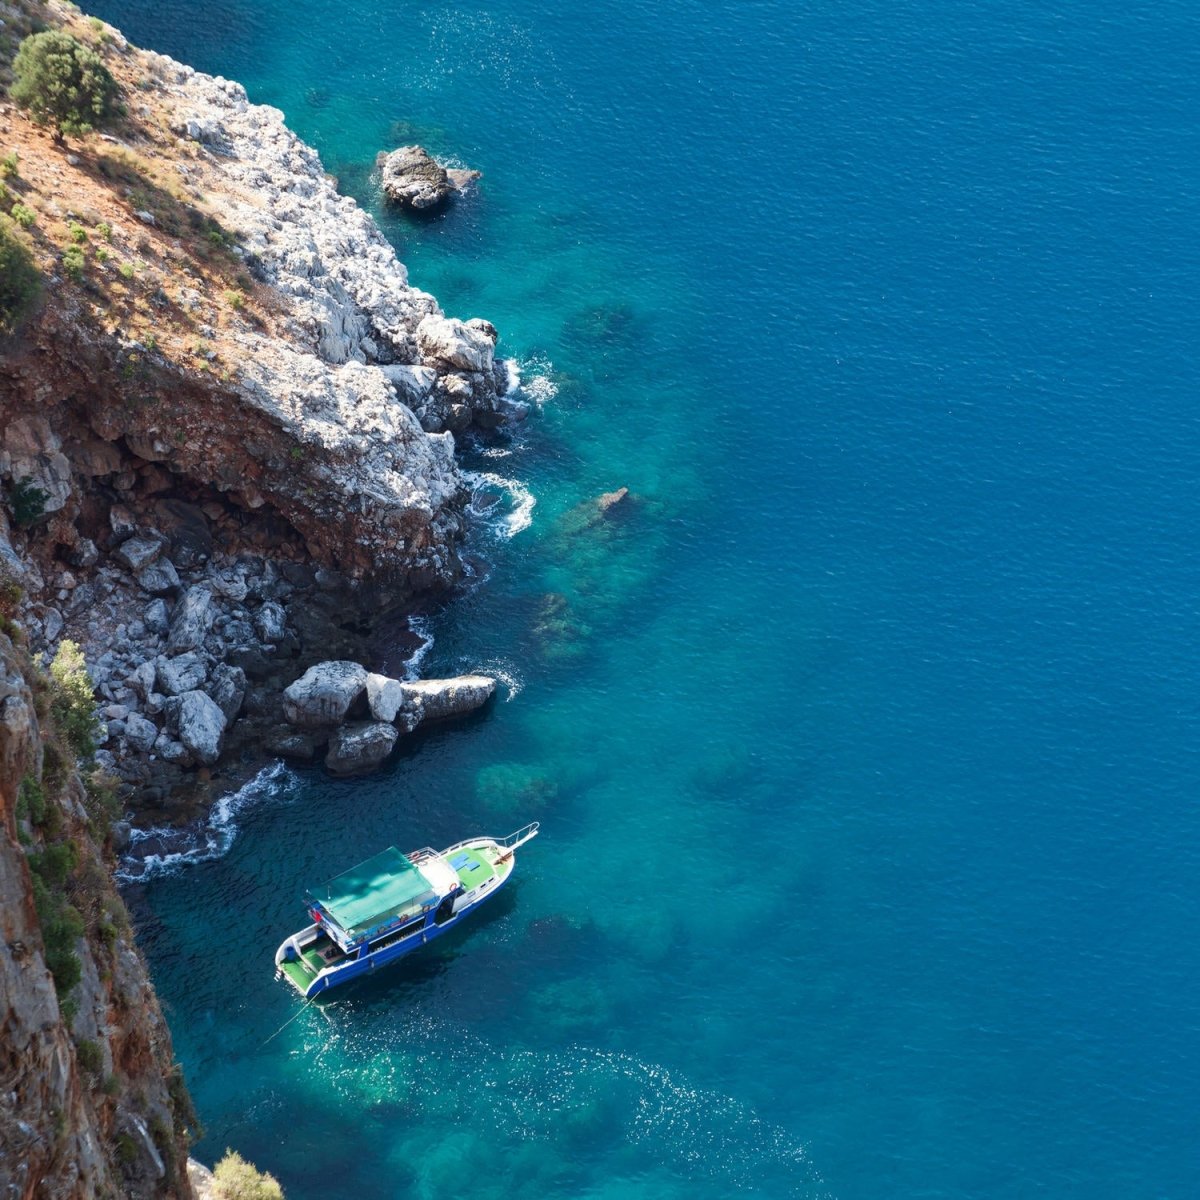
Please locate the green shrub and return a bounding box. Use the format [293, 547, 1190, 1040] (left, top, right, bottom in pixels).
[6, 476, 49, 527]
[16, 774, 47, 826]
[49, 639, 98, 759]
[68, 221, 87, 244]
[0, 213, 39, 331]
[10, 201, 35, 228]
[0, 151, 18, 179]
[212, 1150, 285, 1200]
[75, 1037, 103, 1075]
[118, 261, 134, 280]
[62, 243, 85, 281]
[223, 288, 245, 311]
[95, 245, 108, 262]
[9, 31, 119, 141]
[96, 220, 111, 241]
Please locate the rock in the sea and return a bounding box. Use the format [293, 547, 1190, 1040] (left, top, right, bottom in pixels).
[402, 674, 496, 722]
[415, 314, 496, 374]
[376, 145, 480, 210]
[365, 672, 406, 723]
[167, 585, 214, 653]
[177, 689, 227, 765]
[282, 660, 368, 728]
[325, 721, 399, 776]
[264, 730, 320, 761]
[156, 652, 207, 697]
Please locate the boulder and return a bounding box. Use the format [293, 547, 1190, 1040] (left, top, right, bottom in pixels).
[144, 598, 170, 636]
[282, 660, 368, 728]
[254, 600, 287, 644]
[156, 652, 207, 697]
[415, 314, 496, 374]
[325, 721, 399, 776]
[167, 585, 214, 653]
[264, 730, 320, 761]
[136, 558, 181, 595]
[113, 535, 165, 572]
[208, 662, 247, 723]
[376, 144, 480, 210]
[124, 713, 159, 754]
[177, 690, 227, 765]
[401, 674, 496, 722]
[365, 672, 405, 723]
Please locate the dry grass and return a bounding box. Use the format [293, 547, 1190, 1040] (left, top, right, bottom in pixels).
[0, 0, 283, 371]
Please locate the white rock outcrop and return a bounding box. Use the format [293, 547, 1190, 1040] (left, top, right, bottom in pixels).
[282, 661, 368, 728]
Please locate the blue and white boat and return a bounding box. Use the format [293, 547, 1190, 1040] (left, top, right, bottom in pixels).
[274, 822, 539, 998]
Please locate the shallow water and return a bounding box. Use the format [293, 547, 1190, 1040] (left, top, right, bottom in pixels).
[93, 0, 1200, 1195]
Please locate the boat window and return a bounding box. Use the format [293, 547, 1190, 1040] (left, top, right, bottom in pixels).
[372, 917, 424, 950]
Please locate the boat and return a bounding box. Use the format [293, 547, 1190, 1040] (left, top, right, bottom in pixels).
[274, 822, 540, 999]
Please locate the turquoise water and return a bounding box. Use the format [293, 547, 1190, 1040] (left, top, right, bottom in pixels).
[92, 1, 1200, 1196]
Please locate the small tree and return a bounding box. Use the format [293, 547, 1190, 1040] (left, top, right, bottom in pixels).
[48, 639, 98, 759]
[212, 1150, 285, 1200]
[9, 31, 118, 142]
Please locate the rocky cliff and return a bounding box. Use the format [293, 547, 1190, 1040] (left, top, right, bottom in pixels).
[0, 628, 194, 1199]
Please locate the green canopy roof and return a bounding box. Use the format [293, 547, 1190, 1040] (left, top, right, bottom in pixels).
[309, 847, 435, 937]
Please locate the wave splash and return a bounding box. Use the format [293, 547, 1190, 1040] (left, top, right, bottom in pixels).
[463, 469, 536, 538]
[116, 761, 294, 883]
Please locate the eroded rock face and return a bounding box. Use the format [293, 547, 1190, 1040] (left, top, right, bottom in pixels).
[377, 145, 480, 210]
[282, 661, 368, 728]
[325, 721, 399, 775]
[0, 633, 193, 1200]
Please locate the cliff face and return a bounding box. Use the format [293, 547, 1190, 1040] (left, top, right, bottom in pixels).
[0, 630, 193, 1200]
[1, 0, 514, 588]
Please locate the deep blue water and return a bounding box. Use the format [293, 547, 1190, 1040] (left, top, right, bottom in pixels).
[91, 0, 1200, 1195]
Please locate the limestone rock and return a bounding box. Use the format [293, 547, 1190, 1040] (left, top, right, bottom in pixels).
[124, 713, 159, 754]
[402, 674, 496, 722]
[415, 314, 496, 374]
[377, 144, 479, 210]
[325, 721, 399, 776]
[365, 672, 406, 723]
[208, 662, 247, 723]
[156, 652, 207, 697]
[144, 599, 170, 636]
[167, 585, 214, 653]
[177, 690, 226, 765]
[113, 535, 164, 572]
[253, 600, 287, 643]
[136, 558, 181, 596]
[282, 660, 368, 728]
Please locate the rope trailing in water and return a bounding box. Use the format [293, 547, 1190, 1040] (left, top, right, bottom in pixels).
[260, 995, 318, 1048]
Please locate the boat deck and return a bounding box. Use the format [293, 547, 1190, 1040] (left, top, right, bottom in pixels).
[447, 845, 497, 889]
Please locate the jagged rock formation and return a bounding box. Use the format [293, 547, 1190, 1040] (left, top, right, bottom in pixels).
[376, 144, 480, 211]
[281, 661, 495, 774]
[0, 631, 194, 1199]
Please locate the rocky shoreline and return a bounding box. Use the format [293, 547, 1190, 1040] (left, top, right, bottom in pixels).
[1, 10, 525, 829]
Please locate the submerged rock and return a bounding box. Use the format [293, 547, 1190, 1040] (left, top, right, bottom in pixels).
[325, 721, 399, 776]
[377, 145, 480, 210]
[282, 660, 368, 728]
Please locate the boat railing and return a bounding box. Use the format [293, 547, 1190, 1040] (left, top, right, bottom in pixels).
[440, 821, 540, 858]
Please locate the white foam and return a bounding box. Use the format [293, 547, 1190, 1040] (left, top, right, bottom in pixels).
[403, 616, 435, 681]
[513, 355, 558, 407]
[463, 469, 536, 538]
[116, 761, 293, 883]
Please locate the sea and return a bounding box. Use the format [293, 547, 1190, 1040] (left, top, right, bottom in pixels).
[87, 0, 1200, 1196]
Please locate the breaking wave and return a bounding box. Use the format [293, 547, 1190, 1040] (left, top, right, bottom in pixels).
[116, 761, 294, 883]
[464, 469, 536, 538]
[403, 615, 435, 681]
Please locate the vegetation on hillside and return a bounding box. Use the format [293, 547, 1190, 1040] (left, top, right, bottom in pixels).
[213, 1150, 286, 1200]
[0, 212, 39, 331]
[10, 29, 119, 141]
